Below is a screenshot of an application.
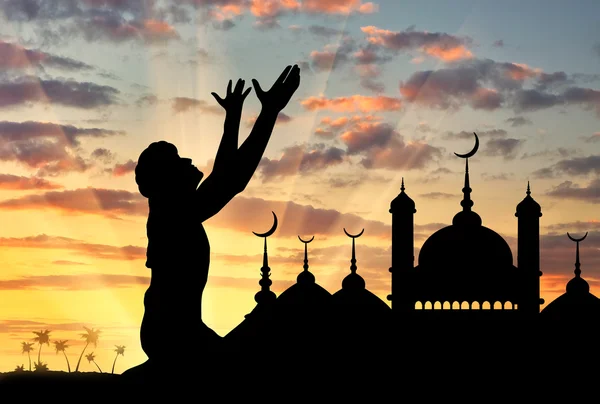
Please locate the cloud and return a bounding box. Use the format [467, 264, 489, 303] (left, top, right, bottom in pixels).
[135, 94, 158, 107]
[361, 25, 473, 62]
[171, 97, 223, 114]
[419, 192, 456, 199]
[339, 121, 442, 170]
[0, 76, 121, 109]
[443, 129, 507, 140]
[532, 155, 600, 178]
[0, 234, 146, 261]
[301, 95, 402, 112]
[398, 58, 600, 115]
[258, 144, 347, 180]
[521, 147, 578, 161]
[545, 179, 600, 204]
[0, 187, 148, 218]
[583, 132, 600, 143]
[0, 120, 125, 176]
[505, 116, 532, 127]
[480, 172, 514, 181]
[90, 147, 114, 163]
[309, 37, 356, 72]
[594, 42, 600, 58]
[111, 159, 136, 177]
[308, 25, 345, 38]
[482, 138, 525, 160]
[0, 174, 64, 190]
[492, 39, 504, 48]
[0, 40, 94, 71]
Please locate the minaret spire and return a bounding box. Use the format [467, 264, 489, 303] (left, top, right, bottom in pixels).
[526, 181, 531, 196]
[297, 235, 315, 284]
[568, 232, 588, 278]
[252, 213, 278, 305]
[342, 228, 366, 290]
[460, 158, 473, 212]
[400, 177, 405, 192]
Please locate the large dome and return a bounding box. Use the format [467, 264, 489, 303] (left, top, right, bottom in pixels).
[418, 217, 513, 269]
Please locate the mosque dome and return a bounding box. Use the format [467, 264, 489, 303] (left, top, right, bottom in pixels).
[418, 221, 514, 269]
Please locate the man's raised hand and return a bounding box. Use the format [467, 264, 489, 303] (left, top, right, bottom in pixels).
[251, 64, 301, 113]
[211, 78, 252, 112]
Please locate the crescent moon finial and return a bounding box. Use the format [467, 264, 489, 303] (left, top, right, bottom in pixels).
[454, 132, 479, 159]
[567, 232, 588, 243]
[343, 228, 365, 238]
[298, 235, 315, 243]
[252, 211, 278, 238]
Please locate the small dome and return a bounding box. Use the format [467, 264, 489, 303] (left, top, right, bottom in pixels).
[566, 276, 590, 295]
[276, 281, 332, 306]
[515, 183, 542, 217]
[389, 178, 416, 213]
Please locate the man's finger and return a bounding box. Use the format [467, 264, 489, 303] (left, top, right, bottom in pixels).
[273, 65, 292, 87]
[234, 79, 244, 94]
[242, 87, 252, 98]
[211, 92, 224, 105]
[227, 80, 232, 95]
[251, 79, 263, 96]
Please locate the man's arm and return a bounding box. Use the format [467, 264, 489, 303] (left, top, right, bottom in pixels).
[195, 108, 278, 223]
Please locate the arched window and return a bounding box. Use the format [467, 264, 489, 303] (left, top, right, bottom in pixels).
[434, 301, 442, 310]
[504, 301, 513, 310]
[482, 301, 491, 310]
[493, 301, 503, 310]
[424, 301, 432, 310]
[452, 301, 460, 310]
[471, 301, 480, 310]
[415, 301, 423, 310]
[461, 301, 470, 310]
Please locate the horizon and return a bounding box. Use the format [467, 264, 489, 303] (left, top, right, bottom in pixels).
[1, 0, 600, 373]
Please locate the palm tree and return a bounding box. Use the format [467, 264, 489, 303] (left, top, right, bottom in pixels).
[15, 364, 25, 372]
[31, 330, 51, 365]
[111, 345, 125, 374]
[85, 352, 102, 373]
[34, 361, 48, 372]
[53, 340, 71, 372]
[75, 326, 100, 372]
[21, 342, 34, 371]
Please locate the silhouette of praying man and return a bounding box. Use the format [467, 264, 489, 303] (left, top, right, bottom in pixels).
[133, 65, 301, 367]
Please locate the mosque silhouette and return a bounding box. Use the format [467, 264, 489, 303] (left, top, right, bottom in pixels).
[223, 133, 600, 361]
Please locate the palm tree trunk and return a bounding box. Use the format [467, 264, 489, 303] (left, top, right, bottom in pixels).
[37, 344, 41, 364]
[93, 361, 102, 373]
[28, 352, 31, 371]
[111, 354, 118, 374]
[74, 342, 89, 372]
[63, 350, 71, 372]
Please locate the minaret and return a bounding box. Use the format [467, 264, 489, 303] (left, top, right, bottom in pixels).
[388, 178, 416, 314]
[565, 232, 590, 295]
[515, 181, 542, 316]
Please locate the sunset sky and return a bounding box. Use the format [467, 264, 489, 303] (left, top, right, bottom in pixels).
[1, 0, 600, 373]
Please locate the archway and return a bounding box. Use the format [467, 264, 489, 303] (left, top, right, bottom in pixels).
[452, 301, 460, 310]
[415, 301, 422, 310]
[504, 301, 513, 310]
[493, 301, 503, 310]
[424, 301, 432, 310]
[471, 301, 480, 310]
[443, 301, 451, 310]
[482, 301, 490, 310]
[461, 301, 469, 310]
[434, 301, 442, 310]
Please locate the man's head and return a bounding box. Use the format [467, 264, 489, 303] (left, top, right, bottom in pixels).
[135, 141, 204, 199]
